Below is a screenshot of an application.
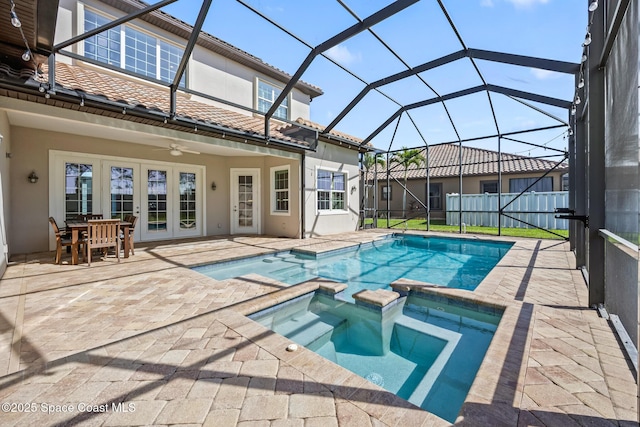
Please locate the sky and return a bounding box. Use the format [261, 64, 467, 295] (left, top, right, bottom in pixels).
[159, 0, 588, 159]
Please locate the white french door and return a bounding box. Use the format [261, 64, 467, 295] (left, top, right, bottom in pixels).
[230, 168, 260, 234]
[51, 151, 205, 247]
[141, 166, 173, 240]
[140, 164, 203, 240]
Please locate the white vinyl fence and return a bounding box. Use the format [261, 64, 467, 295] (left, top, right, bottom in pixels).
[446, 191, 569, 230]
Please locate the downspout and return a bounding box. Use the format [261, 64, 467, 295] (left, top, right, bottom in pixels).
[301, 151, 305, 239]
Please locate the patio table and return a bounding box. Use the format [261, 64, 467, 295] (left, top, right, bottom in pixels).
[66, 220, 132, 265]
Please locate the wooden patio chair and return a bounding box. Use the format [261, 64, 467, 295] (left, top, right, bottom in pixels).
[49, 217, 74, 264]
[85, 219, 121, 266]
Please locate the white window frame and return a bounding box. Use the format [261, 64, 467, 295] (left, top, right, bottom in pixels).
[80, 6, 186, 87]
[315, 166, 348, 215]
[270, 165, 290, 216]
[256, 78, 289, 120]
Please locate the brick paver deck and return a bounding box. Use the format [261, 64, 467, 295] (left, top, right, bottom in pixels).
[0, 231, 636, 426]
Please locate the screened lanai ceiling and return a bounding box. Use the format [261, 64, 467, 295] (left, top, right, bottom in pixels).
[13, 0, 588, 159]
[145, 0, 585, 158]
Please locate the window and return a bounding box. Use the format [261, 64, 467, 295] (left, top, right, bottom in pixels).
[160, 41, 186, 86]
[84, 9, 121, 67]
[509, 177, 553, 193]
[381, 185, 392, 201]
[125, 27, 156, 78]
[429, 183, 442, 211]
[317, 170, 346, 212]
[257, 80, 288, 120]
[271, 166, 290, 214]
[561, 173, 569, 191]
[481, 181, 498, 194]
[83, 9, 185, 87]
[65, 163, 93, 221]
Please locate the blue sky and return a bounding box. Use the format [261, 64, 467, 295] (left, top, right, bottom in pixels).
[161, 0, 587, 158]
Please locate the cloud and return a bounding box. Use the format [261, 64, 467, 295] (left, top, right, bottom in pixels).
[480, 0, 494, 7]
[326, 45, 362, 66]
[530, 68, 562, 80]
[505, 0, 550, 8]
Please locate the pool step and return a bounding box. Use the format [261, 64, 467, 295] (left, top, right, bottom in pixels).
[276, 310, 346, 349]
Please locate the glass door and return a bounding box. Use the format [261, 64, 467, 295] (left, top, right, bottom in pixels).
[102, 161, 140, 220]
[65, 162, 96, 221]
[103, 161, 141, 242]
[141, 166, 173, 240]
[176, 168, 202, 237]
[230, 168, 260, 234]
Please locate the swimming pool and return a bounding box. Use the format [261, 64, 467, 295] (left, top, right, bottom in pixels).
[249, 290, 503, 423]
[193, 234, 513, 300]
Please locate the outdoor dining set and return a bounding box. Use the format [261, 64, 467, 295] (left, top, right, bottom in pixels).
[48, 214, 138, 266]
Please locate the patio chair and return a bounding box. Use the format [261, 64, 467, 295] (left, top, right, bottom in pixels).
[85, 219, 121, 266]
[122, 215, 138, 255]
[49, 217, 74, 264]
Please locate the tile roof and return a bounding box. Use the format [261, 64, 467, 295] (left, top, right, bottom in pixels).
[23, 62, 360, 147]
[374, 144, 568, 179]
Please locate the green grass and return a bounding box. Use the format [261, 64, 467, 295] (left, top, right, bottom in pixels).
[363, 218, 569, 240]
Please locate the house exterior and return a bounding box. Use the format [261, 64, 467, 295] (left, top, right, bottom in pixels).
[0, 0, 365, 268]
[369, 144, 568, 219]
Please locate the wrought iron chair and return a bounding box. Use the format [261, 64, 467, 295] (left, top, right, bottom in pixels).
[85, 219, 121, 266]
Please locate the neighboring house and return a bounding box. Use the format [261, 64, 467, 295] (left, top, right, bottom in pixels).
[0, 0, 365, 262]
[370, 144, 568, 219]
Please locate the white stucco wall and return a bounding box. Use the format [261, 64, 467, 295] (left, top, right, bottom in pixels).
[0, 111, 10, 273]
[304, 141, 360, 237]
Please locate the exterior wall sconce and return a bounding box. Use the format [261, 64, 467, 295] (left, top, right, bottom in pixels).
[28, 171, 38, 183]
[211, 182, 217, 191]
[350, 185, 357, 194]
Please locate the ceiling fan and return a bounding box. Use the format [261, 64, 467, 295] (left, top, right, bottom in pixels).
[157, 143, 201, 156]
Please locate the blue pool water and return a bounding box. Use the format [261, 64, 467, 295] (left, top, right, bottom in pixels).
[193, 234, 513, 300]
[250, 292, 502, 423]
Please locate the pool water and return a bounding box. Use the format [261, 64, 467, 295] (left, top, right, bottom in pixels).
[194, 234, 513, 300]
[250, 292, 502, 423]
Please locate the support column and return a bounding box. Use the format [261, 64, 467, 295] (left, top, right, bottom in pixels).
[586, 0, 606, 305]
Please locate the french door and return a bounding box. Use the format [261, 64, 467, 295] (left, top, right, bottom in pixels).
[139, 165, 202, 240]
[102, 162, 203, 241]
[51, 152, 205, 249]
[230, 168, 260, 234]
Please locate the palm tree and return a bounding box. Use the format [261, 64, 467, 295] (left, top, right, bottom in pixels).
[390, 147, 425, 218]
[362, 152, 386, 222]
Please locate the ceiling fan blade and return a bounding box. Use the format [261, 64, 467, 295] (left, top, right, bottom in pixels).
[181, 148, 200, 155]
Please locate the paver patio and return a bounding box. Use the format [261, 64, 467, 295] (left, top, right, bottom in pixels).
[0, 231, 636, 426]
